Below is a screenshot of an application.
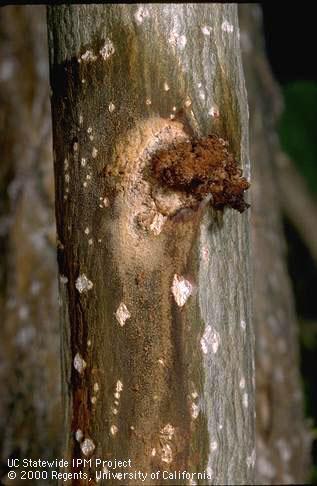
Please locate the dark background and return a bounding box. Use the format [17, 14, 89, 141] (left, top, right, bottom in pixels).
[261, 4, 316, 83]
[261, 2, 317, 479]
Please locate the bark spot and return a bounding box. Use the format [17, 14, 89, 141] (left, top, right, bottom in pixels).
[200, 326, 220, 354]
[75, 274, 93, 293]
[99, 39, 115, 60]
[99, 196, 109, 208]
[110, 425, 118, 436]
[73, 353, 87, 374]
[159, 425, 176, 464]
[116, 380, 123, 393]
[201, 246, 210, 262]
[191, 402, 200, 419]
[134, 6, 150, 24]
[75, 429, 84, 442]
[201, 25, 212, 36]
[161, 444, 173, 464]
[60, 274, 68, 284]
[115, 303, 130, 326]
[221, 20, 234, 33]
[168, 29, 187, 50]
[171, 274, 193, 307]
[160, 423, 175, 441]
[208, 106, 220, 118]
[247, 449, 256, 468]
[210, 441, 218, 451]
[239, 376, 246, 389]
[80, 438, 95, 456]
[80, 50, 97, 62]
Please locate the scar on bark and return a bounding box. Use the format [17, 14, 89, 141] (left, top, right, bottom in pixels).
[151, 134, 250, 213]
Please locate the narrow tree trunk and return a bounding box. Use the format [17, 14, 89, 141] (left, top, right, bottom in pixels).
[48, 5, 254, 485]
[0, 5, 61, 478]
[239, 5, 312, 484]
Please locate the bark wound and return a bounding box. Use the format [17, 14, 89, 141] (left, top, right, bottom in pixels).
[152, 134, 250, 213]
[104, 121, 250, 244]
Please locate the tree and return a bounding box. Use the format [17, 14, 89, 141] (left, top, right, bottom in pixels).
[239, 5, 311, 483]
[0, 5, 61, 476]
[47, 4, 254, 484]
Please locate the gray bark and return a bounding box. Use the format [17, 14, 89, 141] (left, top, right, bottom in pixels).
[0, 5, 61, 478]
[48, 4, 254, 485]
[239, 5, 312, 484]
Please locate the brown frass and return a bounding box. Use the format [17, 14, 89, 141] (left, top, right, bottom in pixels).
[151, 134, 250, 212]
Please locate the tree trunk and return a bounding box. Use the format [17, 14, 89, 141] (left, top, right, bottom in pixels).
[0, 5, 61, 480]
[239, 5, 312, 484]
[48, 4, 254, 485]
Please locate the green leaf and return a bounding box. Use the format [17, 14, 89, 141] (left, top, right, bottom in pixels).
[279, 81, 317, 196]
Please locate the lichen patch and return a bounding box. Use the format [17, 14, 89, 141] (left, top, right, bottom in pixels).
[161, 443, 173, 463]
[116, 380, 123, 393]
[75, 429, 84, 442]
[80, 438, 95, 456]
[168, 29, 187, 50]
[108, 102, 115, 113]
[99, 39, 115, 60]
[110, 425, 118, 436]
[191, 402, 200, 419]
[201, 25, 213, 36]
[80, 50, 97, 62]
[171, 274, 193, 307]
[60, 274, 68, 284]
[75, 274, 93, 293]
[134, 5, 150, 24]
[160, 423, 175, 441]
[221, 20, 234, 33]
[200, 325, 220, 354]
[115, 303, 130, 326]
[73, 353, 87, 374]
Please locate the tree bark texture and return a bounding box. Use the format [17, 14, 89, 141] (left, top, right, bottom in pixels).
[239, 5, 312, 484]
[48, 4, 254, 485]
[0, 5, 61, 481]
